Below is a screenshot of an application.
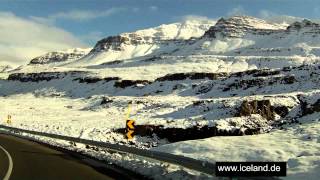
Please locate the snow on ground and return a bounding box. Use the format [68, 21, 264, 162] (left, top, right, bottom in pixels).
[0, 93, 173, 147]
[0, 72, 8, 79]
[154, 115, 320, 180]
[1, 58, 320, 179]
[16, 55, 320, 80]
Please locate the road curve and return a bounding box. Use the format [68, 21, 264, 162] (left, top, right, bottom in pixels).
[0, 144, 13, 180]
[0, 134, 134, 180]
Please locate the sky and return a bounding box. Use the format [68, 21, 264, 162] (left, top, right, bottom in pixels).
[1, 0, 320, 66]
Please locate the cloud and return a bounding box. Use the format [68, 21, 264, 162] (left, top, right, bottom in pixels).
[258, 10, 304, 25]
[31, 7, 155, 24]
[29, 16, 55, 25]
[227, 6, 246, 17]
[0, 11, 85, 66]
[179, 15, 216, 24]
[48, 8, 125, 21]
[149, 6, 158, 11]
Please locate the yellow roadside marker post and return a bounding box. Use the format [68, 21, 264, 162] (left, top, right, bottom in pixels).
[125, 102, 136, 140]
[6, 115, 12, 125]
[126, 120, 135, 139]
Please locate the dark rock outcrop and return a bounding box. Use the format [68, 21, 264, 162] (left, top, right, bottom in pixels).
[224, 78, 265, 91]
[29, 50, 88, 64]
[114, 80, 151, 88]
[194, 82, 214, 94]
[224, 75, 297, 91]
[287, 19, 320, 31]
[115, 124, 262, 143]
[155, 72, 227, 81]
[100, 97, 113, 105]
[100, 60, 122, 66]
[143, 56, 163, 62]
[74, 77, 120, 83]
[92, 36, 130, 52]
[298, 95, 320, 116]
[203, 16, 283, 38]
[281, 76, 296, 84]
[238, 100, 275, 120]
[7, 71, 86, 82]
[231, 69, 281, 77]
[274, 106, 289, 118]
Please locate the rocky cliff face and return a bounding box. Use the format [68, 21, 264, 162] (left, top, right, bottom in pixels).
[88, 19, 215, 53]
[92, 36, 129, 52]
[203, 16, 286, 38]
[195, 16, 320, 57]
[285, 19, 320, 40]
[287, 19, 320, 31]
[203, 16, 320, 39]
[29, 48, 91, 65]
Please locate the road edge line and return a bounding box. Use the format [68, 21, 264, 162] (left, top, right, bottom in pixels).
[0, 145, 13, 180]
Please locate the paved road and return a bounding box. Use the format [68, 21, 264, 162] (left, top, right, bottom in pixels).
[0, 134, 129, 180]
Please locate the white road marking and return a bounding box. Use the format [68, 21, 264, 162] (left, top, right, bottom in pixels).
[0, 145, 13, 180]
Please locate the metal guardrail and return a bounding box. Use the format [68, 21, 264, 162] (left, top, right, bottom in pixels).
[0, 125, 215, 176]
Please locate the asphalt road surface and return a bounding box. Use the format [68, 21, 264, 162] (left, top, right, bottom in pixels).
[0, 134, 132, 180]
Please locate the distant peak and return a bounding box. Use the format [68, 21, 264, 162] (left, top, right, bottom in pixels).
[90, 20, 214, 53]
[287, 19, 320, 30]
[204, 16, 286, 38]
[29, 48, 90, 65]
[217, 16, 285, 30]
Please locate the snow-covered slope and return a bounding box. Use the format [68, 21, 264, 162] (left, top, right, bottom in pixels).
[0, 65, 12, 72]
[190, 17, 320, 56]
[70, 19, 215, 66]
[63, 16, 320, 67]
[29, 48, 91, 65]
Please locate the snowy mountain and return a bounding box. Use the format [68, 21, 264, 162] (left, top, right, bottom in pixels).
[23, 16, 320, 69]
[18, 16, 320, 80]
[70, 19, 215, 66]
[64, 16, 320, 67]
[29, 48, 91, 65]
[25, 16, 320, 68]
[187, 16, 320, 56]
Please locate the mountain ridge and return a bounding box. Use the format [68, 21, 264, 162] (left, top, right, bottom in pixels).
[23, 15, 320, 68]
[29, 48, 91, 65]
